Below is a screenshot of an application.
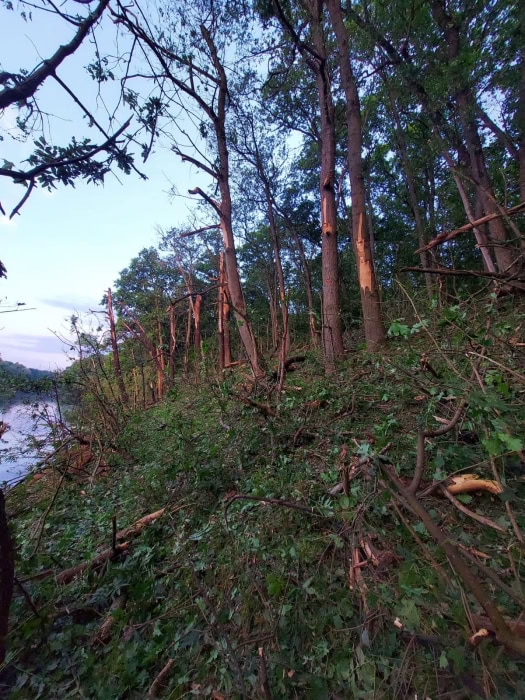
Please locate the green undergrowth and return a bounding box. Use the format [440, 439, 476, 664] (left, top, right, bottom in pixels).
[2, 298, 525, 698]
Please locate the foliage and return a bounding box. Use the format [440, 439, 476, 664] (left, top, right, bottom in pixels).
[2, 293, 525, 698]
[0, 359, 52, 400]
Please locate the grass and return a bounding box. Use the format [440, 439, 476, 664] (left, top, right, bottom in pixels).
[2, 295, 525, 698]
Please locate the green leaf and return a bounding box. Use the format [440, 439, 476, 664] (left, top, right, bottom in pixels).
[266, 573, 284, 597]
[456, 494, 472, 504]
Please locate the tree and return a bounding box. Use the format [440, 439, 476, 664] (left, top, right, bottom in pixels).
[267, 0, 344, 372]
[115, 0, 265, 378]
[326, 0, 386, 350]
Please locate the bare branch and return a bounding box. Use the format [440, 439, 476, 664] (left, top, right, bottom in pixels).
[180, 224, 220, 238]
[188, 187, 222, 216]
[0, 0, 110, 110]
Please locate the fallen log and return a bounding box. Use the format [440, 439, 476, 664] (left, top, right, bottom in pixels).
[55, 541, 131, 585]
[21, 507, 168, 586]
[116, 507, 166, 541]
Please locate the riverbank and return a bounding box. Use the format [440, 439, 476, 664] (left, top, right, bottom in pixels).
[0, 394, 59, 485]
[2, 332, 525, 697]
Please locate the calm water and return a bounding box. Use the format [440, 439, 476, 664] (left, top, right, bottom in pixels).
[0, 397, 58, 485]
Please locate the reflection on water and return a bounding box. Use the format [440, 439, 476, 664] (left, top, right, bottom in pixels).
[0, 398, 58, 485]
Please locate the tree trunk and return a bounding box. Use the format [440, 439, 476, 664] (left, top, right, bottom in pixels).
[431, 0, 518, 274]
[519, 0, 525, 203]
[201, 25, 265, 379]
[155, 315, 165, 399]
[106, 288, 129, 406]
[387, 97, 433, 298]
[307, 0, 344, 371]
[168, 304, 176, 383]
[441, 149, 497, 273]
[217, 252, 231, 370]
[291, 225, 319, 346]
[184, 301, 191, 376]
[326, 0, 386, 350]
[193, 294, 203, 358]
[264, 181, 290, 353]
[0, 488, 14, 665]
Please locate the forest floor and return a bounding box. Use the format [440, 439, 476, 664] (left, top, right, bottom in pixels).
[2, 294, 525, 699]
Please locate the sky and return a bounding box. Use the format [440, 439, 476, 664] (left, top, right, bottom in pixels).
[1, 1, 206, 370]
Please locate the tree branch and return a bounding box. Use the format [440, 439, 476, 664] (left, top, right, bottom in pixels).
[188, 187, 222, 216]
[415, 202, 525, 253]
[0, 0, 110, 110]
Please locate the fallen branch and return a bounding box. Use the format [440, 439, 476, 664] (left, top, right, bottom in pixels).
[440, 487, 507, 533]
[56, 542, 131, 584]
[380, 463, 525, 656]
[147, 658, 175, 698]
[24, 507, 168, 585]
[241, 397, 276, 417]
[92, 594, 127, 645]
[116, 507, 166, 541]
[471, 614, 525, 639]
[414, 202, 525, 253]
[408, 399, 467, 494]
[446, 474, 503, 496]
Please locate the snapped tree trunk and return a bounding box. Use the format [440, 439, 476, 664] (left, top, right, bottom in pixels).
[326, 0, 386, 350]
[106, 288, 129, 406]
[308, 0, 344, 371]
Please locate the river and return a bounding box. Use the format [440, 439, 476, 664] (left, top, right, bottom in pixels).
[0, 396, 59, 485]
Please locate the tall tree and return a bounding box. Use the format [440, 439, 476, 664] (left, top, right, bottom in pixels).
[115, 0, 265, 378]
[326, 0, 386, 349]
[269, 0, 344, 371]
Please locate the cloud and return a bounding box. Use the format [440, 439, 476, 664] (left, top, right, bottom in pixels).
[0, 333, 71, 370]
[40, 296, 103, 313]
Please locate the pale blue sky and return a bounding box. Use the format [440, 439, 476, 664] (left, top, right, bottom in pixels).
[1, 2, 207, 369]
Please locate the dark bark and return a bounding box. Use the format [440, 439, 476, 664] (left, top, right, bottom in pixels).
[0, 488, 14, 664]
[430, 0, 518, 274]
[308, 1, 344, 370]
[386, 91, 433, 297]
[200, 25, 265, 378]
[519, 1, 525, 202]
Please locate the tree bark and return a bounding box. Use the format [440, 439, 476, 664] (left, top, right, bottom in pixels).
[386, 95, 433, 297]
[263, 181, 290, 354]
[106, 288, 129, 406]
[193, 294, 203, 358]
[168, 304, 176, 383]
[519, 0, 525, 203]
[200, 25, 265, 379]
[217, 252, 231, 370]
[0, 488, 14, 664]
[326, 0, 386, 350]
[307, 0, 344, 370]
